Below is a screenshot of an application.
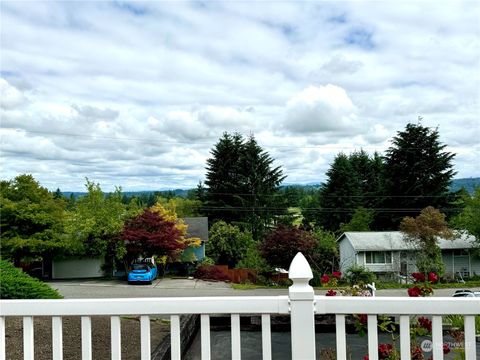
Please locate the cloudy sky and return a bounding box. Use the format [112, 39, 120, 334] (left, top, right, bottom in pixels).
[1, 1, 479, 191]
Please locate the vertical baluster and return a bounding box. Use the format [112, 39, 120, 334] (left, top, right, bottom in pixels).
[1, 316, 5, 360]
[170, 315, 181, 360]
[261, 314, 271, 360]
[367, 315, 378, 360]
[52, 316, 63, 360]
[399, 316, 411, 360]
[140, 316, 151, 360]
[81, 316, 92, 360]
[231, 314, 241, 360]
[110, 316, 121, 360]
[335, 315, 347, 360]
[464, 315, 476, 360]
[23, 316, 34, 360]
[201, 315, 211, 360]
[432, 316, 443, 360]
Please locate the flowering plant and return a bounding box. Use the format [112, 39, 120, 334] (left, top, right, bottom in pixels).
[407, 271, 437, 297]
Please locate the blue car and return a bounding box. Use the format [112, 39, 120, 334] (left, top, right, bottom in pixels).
[128, 262, 157, 284]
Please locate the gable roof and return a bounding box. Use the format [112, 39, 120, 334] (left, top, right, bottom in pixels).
[183, 217, 208, 242]
[337, 231, 477, 251]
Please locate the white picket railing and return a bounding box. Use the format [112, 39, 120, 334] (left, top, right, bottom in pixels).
[0, 252, 479, 360]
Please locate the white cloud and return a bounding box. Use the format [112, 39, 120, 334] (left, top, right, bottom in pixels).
[0, 79, 28, 110]
[0, 1, 478, 190]
[284, 84, 360, 134]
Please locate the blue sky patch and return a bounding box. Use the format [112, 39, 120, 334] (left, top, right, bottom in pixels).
[113, 1, 148, 16]
[345, 27, 375, 49]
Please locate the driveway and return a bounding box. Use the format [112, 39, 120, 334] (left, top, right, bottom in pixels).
[48, 278, 480, 299]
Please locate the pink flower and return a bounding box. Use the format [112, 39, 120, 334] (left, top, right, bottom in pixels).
[428, 272, 438, 284]
[326, 289, 337, 296]
[332, 271, 342, 279]
[408, 286, 422, 297]
[321, 274, 330, 284]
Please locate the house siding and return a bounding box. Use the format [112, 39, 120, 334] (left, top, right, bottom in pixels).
[52, 257, 104, 279]
[339, 237, 356, 275]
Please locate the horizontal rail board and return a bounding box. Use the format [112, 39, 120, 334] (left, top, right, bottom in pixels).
[315, 296, 480, 315]
[0, 296, 290, 316]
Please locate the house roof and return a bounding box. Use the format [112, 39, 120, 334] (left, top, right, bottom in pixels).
[337, 231, 477, 251]
[183, 217, 208, 242]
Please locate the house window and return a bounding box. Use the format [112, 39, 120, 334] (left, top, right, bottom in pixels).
[365, 251, 392, 264]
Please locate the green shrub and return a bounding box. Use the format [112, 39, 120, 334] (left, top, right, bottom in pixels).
[345, 265, 375, 285]
[0, 260, 63, 299]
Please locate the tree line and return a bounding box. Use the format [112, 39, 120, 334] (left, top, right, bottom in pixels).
[0, 121, 478, 277]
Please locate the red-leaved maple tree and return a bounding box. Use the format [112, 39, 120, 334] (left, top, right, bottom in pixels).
[122, 209, 186, 263]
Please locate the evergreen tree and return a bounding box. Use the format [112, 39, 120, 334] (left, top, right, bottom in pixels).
[383, 123, 456, 228]
[204, 132, 285, 239]
[316, 153, 363, 231]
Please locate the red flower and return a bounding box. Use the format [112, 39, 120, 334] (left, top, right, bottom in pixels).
[378, 343, 393, 359]
[321, 274, 330, 284]
[418, 317, 432, 332]
[326, 289, 337, 296]
[408, 286, 422, 297]
[428, 272, 438, 284]
[332, 271, 342, 279]
[363, 356, 369, 360]
[358, 314, 368, 324]
[412, 272, 426, 282]
[411, 346, 424, 360]
[443, 343, 450, 354]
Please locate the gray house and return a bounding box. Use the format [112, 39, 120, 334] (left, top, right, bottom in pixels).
[337, 231, 479, 280]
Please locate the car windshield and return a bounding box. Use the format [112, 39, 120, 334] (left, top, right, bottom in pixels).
[132, 264, 148, 271]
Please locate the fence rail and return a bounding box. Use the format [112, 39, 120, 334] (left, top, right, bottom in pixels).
[1, 252, 479, 360]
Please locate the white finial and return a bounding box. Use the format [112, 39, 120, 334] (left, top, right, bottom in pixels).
[288, 252, 313, 281]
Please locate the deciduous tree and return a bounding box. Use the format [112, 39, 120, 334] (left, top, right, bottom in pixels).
[0, 175, 67, 265]
[400, 206, 453, 275]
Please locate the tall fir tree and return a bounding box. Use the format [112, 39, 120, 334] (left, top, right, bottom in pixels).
[204, 132, 285, 239]
[314, 151, 386, 232]
[382, 123, 456, 229]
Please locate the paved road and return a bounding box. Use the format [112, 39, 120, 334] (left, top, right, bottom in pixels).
[48, 278, 480, 298]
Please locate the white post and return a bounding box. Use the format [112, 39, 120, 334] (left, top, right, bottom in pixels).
[288, 252, 316, 360]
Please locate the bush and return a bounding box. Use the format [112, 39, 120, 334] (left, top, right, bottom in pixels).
[194, 265, 230, 282]
[0, 260, 62, 299]
[344, 265, 375, 285]
[260, 225, 317, 270]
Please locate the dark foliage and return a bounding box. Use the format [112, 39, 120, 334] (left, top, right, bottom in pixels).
[260, 225, 317, 270]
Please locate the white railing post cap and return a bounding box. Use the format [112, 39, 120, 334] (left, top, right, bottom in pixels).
[288, 252, 313, 281]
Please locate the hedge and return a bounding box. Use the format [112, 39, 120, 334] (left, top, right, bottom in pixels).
[0, 260, 63, 299]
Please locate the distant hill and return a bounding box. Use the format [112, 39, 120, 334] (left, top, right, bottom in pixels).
[61, 178, 479, 199]
[450, 178, 480, 194]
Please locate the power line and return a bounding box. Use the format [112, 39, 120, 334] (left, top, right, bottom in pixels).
[4, 127, 471, 151]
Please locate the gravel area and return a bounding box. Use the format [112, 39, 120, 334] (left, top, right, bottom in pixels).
[5, 316, 169, 360]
